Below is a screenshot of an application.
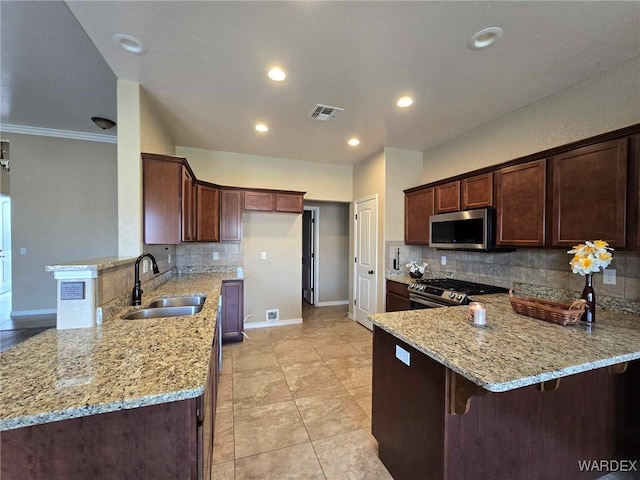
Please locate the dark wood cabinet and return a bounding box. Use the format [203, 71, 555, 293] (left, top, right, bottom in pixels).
[196, 183, 220, 242]
[629, 135, 640, 250]
[276, 193, 304, 213]
[462, 173, 493, 209]
[550, 138, 628, 247]
[220, 189, 243, 242]
[244, 190, 275, 211]
[143, 154, 184, 244]
[435, 181, 460, 213]
[221, 280, 244, 343]
[182, 167, 196, 242]
[405, 187, 434, 244]
[495, 159, 546, 247]
[386, 280, 411, 312]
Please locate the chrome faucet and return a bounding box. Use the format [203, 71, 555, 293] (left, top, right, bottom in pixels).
[132, 253, 160, 306]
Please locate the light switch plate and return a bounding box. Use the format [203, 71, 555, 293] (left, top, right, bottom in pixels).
[20, 247, 26, 255]
[603, 269, 616, 285]
[213, 252, 219, 260]
[395, 345, 411, 366]
[261, 251, 267, 260]
[441, 255, 446, 266]
[142, 259, 149, 274]
[168, 254, 172, 265]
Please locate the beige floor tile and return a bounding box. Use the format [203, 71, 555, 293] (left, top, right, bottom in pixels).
[217, 374, 233, 413]
[349, 340, 373, 357]
[213, 411, 234, 464]
[355, 394, 372, 419]
[232, 365, 283, 379]
[327, 357, 372, 390]
[348, 385, 372, 397]
[307, 334, 343, 348]
[313, 428, 393, 480]
[272, 338, 313, 353]
[233, 371, 292, 410]
[315, 341, 362, 361]
[295, 392, 370, 440]
[211, 460, 234, 480]
[233, 400, 309, 459]
[281, 362, 347, 399]
[232, 351, 280, 372]
[275, 347, 323, 367]
[234, 442, 325, 480]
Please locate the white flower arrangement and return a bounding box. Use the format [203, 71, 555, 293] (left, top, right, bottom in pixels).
[567, 240, 613, 276]
[406, 261, 428, 275]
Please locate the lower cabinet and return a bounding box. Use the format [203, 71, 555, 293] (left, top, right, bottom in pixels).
[221, 280, 244, 343]
[386, 279, 411, 312]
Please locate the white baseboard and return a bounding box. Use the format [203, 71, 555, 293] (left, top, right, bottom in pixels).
[315, 300, 349, 307]
[347, 312, 356, 321]
[11, 309, 57, 317]
[244, 317, 303, 329]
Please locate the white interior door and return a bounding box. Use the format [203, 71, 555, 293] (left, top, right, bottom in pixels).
[0, 196, 11, 294]
[302, 209, 315, 305]
[355, 196, 377, 330]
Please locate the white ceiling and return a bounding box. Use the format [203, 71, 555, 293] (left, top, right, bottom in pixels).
[3, 2, 640, 165]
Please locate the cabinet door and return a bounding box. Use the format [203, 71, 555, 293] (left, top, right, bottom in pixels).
[244, 191, 275, 211]
[220, 190, 243, 242]
[551, 139, 628, 247]
[405, 188, 434, 244]
[182, 167, 196, 242]
[629, 135, 640, 250]
[196, 184, 220, 242]
[462, 173, 493, 210]
[222, 280, 244, 343]
[495, 160, 546, 247]
[143, 158, 182, 244]
[435, 181, 460, 213]
[386, 293, 411, 312]
[276, 193, 304, 213]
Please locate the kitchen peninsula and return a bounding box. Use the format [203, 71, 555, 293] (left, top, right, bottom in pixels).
[370, 295, 640, 480]
[0, 267, 238, 479]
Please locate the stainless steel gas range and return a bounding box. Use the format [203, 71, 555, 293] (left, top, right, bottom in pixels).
[408, 278, 508, 309]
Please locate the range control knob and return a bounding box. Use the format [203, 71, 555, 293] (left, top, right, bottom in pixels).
[449, 292, 456, 299]
[457, 294, 465, 301]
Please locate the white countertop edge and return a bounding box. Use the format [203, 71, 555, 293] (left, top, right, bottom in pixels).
[370, 321, 640, 394]
[0, 385, 205, 432]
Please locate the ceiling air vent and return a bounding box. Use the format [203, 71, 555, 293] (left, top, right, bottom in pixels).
[308, 104, 344, 122]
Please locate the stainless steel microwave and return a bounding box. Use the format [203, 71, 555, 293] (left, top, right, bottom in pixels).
[429, 208, 495, 251]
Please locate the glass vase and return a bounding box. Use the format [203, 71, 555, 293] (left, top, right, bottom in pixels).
[581, 273, 596, 323]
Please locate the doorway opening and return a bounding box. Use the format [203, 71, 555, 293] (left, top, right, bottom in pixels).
[302, 206, 319, 306]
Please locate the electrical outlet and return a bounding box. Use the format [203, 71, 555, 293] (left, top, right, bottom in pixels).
[213, 252, 219, 260]
[603, 269, 616, 285]
[20, 247, 26, 255]
[168, 254, 172, 265]
[261, 251, 267, 260]
[142, 259, 149, 274]
[395, 345, 411, 366]
[441, 255, 446, 266]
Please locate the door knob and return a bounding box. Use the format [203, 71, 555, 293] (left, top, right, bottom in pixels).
[368, 270, 374, 275]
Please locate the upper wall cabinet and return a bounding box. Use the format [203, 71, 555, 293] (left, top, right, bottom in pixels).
[405, 187, 434, 244]
[462, 173, 493, 210]
[628, 135, 640, 250]
[143, 154, 186, 244]
[495, 160, 546, 247]
[435, 181, 460, 213]
[220, 189, 243, 243]
[182, 167, 196, 242]
[244, 190, 305, 214]
[196, 183, 220, 242]
[550, 138, 628, 247]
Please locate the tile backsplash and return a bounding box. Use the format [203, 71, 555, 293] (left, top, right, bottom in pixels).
[176, 242, 244, 268]
[386, 242, 640, 305]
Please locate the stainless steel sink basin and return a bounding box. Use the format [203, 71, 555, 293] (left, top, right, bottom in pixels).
[146, 296, 206, 309]
[124, 305, 203, 320]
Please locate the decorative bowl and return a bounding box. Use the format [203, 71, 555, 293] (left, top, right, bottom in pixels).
[409, 271, 423, 279]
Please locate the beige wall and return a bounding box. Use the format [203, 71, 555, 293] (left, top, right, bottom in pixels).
[118, 81, 176, 257]
[175, 146, 353, 202]
[305, 201, 350, 304]
[242, 211, 302, 324]
[384, 148, 423, 242]
[422, 56, 640, 183]
[3, 132, 117, 313]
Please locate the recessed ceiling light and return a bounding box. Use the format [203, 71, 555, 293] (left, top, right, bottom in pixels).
[348, 138, 360, 147]
[468, 27, 503, 50]
[112, 34, 147, 55]
[267, 67, 287, 82]
[397, 96, 414, 108]
[255, 123, 269, 132]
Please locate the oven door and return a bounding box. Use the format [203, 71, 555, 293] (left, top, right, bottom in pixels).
[409, 294, 449, 309]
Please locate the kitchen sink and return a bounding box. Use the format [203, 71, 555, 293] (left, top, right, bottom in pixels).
[123, 305, 203, 320]
[146, 295, 206, 309]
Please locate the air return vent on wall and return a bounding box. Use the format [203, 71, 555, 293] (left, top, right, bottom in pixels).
[308, 104, 344, 122]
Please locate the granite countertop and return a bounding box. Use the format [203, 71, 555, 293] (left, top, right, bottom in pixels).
[0, 272, 239, 431]
[369, 293, 640, 393]
[45, 256, 140, 272]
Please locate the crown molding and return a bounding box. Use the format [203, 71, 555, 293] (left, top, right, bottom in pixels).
[0, 124, 117, 144]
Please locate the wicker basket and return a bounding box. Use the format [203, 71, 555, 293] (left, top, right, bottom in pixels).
[509, 289, 587, 326]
